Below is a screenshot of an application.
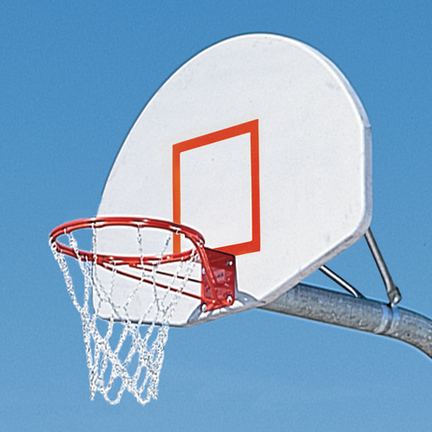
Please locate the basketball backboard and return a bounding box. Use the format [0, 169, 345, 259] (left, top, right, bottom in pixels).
[97, 33, 372, 327]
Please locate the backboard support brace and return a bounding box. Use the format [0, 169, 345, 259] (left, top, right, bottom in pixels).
[319, 228, 401, 306]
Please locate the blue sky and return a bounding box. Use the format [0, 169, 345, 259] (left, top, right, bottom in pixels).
[1, 1, 432, 431]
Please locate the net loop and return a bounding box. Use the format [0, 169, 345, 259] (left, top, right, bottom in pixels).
[49, 217, 199, 405]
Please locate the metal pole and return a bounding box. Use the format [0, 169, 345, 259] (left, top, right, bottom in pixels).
[260, 282, 432, 359]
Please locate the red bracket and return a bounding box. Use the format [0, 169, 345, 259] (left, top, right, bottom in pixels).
[201, 248, 236, 312]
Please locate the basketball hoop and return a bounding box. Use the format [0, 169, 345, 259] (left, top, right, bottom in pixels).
[49, 216, 235, 405]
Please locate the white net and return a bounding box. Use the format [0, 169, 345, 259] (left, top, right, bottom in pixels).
[50, 225, 198, 405]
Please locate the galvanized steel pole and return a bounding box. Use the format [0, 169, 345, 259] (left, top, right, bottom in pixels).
[260, 282, 432, 359]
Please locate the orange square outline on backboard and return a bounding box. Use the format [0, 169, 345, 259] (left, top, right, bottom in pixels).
[172, 119, 260, 256]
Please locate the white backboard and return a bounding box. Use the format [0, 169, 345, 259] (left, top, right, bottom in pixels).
[98, 33, 372, 326]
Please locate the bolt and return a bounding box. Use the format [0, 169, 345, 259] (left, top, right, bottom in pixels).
[226, 295, 233, 304]
[201, 303, 207, 312]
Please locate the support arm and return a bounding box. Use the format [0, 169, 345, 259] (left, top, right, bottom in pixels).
[260, 282, 432, 359]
